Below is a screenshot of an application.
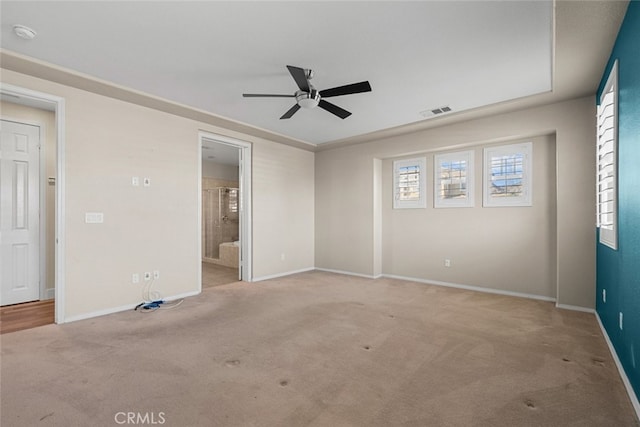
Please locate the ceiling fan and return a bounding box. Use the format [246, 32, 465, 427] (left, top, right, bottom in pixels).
[243, 65, 372, 120]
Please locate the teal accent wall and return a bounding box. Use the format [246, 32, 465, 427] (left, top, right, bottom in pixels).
[596, 0, 640, 400]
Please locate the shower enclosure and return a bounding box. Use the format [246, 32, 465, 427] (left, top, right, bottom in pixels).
[202, 187, 239, 262]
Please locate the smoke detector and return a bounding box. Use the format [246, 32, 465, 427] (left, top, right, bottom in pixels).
[13, 25, 37, 40]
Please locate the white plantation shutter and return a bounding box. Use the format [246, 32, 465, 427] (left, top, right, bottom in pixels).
[394, 157, 426, 209]
[434, 150, 474, 208]
[597, 60, 618, 250]
[483, 142, 532, 207]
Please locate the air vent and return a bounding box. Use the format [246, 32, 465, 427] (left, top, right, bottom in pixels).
[420, 106, 453, 118]
[431, 106, 452, 115]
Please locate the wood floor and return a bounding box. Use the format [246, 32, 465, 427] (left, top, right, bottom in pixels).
[0, 300, 55, 334]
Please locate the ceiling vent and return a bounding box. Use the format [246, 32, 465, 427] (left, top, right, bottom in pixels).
[420, 106, 452, 118]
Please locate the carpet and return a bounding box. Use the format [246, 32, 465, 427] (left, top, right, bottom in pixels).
[1, 271, 638, 426]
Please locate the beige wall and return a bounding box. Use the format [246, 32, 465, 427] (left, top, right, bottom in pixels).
[316, 96, 596, 308]
[1, 68, 315, 320]
[382, 135, 557, 298]
[1, 63, 596, 316]
[1, 101, 56, 296]
[252, 139, 315, 279]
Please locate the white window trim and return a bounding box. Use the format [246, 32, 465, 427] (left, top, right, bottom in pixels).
[434, 150, 474, 208]
[597, 60, 618, 250]
[393, 157, 427, 209]
[483, 142, 532, 207]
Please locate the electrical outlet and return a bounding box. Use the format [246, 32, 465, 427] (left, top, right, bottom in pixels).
[132, 273, 139, 284]
[619, 312, 623, 330]
[132, 176, 139, 186]
[153, 270, 160, 279]
[144, 272, 151, 281]
[603, 289, 606, 303]
[444, 259, 451, 267]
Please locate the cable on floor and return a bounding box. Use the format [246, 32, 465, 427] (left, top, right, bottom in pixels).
[134, 278, 184, 312]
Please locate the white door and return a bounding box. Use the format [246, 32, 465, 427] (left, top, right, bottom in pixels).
[0, 120, 40, 306]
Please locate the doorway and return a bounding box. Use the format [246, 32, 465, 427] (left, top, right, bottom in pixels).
[0, 84, 65, 326]
[199, 132, 252, 289]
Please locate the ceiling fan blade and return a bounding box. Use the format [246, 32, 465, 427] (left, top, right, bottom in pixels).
[286, 65, 310, 92]
[280, 104, 301, 120]
[318, 99, 352, 119]
[319, 81, 372, 98]
[243, 93, 295, 98]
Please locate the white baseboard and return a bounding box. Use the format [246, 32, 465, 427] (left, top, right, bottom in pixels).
[556, 303, 595, 313]
[315, 267, 378, 280]
[64, 303, 137, 323]
[382, 274, 557, 303]
[596, 312, 640, 420]
[303, 270, 595, 311]
[63, 290, 201, 323]
[165, 290, 200, 301]
[311, 270, 560, 305]
[252, 267, 315, 282]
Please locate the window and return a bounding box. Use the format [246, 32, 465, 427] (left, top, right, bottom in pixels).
[483, 142, 532, 207]
[434, 150, 474, 208]
[393, 157, 426, 209]
[597, 60, 618, 250]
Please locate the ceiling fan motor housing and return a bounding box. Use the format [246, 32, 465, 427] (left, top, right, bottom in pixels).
[296, 89, 320, 109]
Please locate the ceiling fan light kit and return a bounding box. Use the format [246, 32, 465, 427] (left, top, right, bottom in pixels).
[296, 90, 320, 109]
[243, 65, 372, 120]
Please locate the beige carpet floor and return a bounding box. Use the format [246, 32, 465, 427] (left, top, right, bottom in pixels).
[1, 271, 638, 427]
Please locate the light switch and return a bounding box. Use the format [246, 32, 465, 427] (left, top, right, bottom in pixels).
[85, 212, 104, 223]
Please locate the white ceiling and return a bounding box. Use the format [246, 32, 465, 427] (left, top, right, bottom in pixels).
[202, 139, 239, 166]
[0, 1, 627, 148]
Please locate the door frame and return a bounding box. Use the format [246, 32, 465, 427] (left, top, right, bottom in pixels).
[1, 83, 66, 323]
[198, 131, 252, 286]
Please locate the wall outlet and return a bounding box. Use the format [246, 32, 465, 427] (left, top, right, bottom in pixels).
[132, 176, 139, 186]
[144, 272, 151, 281]
[602, 289, 606, 303]
[153, 270, 160, 279]
[132, 273, 139, 284]
[619, 312, 623, 330]
[444, 259, 451, 267]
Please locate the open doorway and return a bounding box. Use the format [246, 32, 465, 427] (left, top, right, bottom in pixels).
[199, 132, 252, 289]
[0, 84, 65, 330]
